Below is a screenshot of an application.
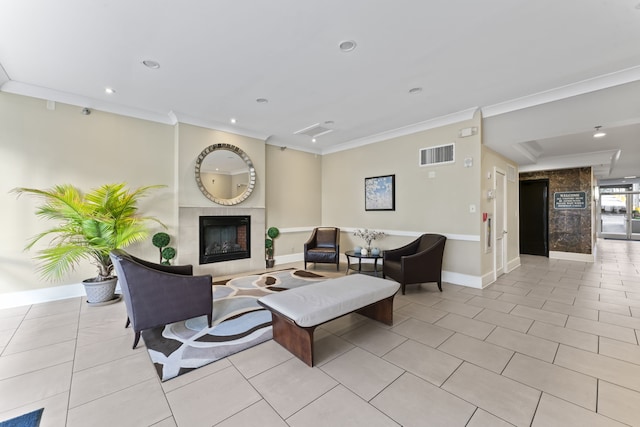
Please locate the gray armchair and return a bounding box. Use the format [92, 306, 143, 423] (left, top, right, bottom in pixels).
[110, 249, 213, 349]
[304, 227, 341, 270]
[382, 234, 446, 294]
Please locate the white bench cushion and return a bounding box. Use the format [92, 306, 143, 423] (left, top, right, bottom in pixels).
[258, 274, 400, 328]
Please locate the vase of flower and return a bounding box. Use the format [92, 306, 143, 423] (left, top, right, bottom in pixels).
[353, 228, 385, 253]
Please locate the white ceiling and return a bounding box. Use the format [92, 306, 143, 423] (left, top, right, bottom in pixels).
[2, 0, 640, 181]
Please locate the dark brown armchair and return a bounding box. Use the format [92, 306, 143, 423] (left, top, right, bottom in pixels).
[110, 249, 213, 349]
[382, 234, 446, 294]
[304, 227, 341, 270]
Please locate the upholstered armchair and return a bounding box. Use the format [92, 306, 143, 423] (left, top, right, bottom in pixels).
[110, 249, 213, 349]
[304, 227, 341, 270]
[382, 234, 446, 294]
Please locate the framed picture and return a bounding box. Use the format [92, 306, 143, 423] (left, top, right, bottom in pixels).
[365, 175, 395, 211]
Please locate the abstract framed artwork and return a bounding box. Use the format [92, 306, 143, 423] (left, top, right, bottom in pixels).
[365, 174, 395, 211]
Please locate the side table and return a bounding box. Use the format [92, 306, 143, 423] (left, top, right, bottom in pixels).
[345, 250, 383, 276]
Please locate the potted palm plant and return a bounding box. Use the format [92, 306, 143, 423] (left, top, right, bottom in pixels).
[13, 183, 165, 304]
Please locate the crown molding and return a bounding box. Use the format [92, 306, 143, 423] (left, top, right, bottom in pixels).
[0, 80, 175, 124]
[321, 107, 479, 155]
[482, 65, 640, 118]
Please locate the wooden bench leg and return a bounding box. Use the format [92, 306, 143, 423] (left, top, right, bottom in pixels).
[270, 312, 317, 367]
[356, 295, 395, 326]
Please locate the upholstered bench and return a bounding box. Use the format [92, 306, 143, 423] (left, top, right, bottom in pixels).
[258, 274, 400, 366]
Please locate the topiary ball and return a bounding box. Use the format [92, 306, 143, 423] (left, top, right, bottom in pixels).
[152, 232, 171, 248]
[161, 247, 176, 260]
[267, 227, 280, 239]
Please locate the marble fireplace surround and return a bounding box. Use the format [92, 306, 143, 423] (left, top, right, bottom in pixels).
[178, 206, 266, 277]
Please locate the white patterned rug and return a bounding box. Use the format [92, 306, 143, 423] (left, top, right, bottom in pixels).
[141, 269, 326, 381]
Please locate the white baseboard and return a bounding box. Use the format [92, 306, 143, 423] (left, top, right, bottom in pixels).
[506, 257, 521, 273]
[442, 271, 483, 289]
[0, 283, 86, 310]
[549, 251, 595, 263]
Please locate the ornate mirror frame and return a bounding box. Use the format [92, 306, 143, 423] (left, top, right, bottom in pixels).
[195, 143, 256, 206]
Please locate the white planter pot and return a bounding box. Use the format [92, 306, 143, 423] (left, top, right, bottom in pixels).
[83, 277, 117, 304]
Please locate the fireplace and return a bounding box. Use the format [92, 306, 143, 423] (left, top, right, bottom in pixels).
[199, 216, 251, 264]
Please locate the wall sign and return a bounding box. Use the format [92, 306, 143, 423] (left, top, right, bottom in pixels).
[554, 191, 587, 209]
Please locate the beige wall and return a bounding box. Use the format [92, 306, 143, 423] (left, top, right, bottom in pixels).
[0, 92, 175, 293]
[265, 145, 322, 257]
[2, 91, 521, 298]
[321, 114, 484, 279]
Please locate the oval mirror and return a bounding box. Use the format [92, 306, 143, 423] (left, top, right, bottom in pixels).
[195, 143, 256, 205]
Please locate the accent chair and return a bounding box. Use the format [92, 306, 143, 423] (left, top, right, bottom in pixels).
[382, 233, 446, 294]
[110, 249, 213, 349]
[304, 227, 341, 270]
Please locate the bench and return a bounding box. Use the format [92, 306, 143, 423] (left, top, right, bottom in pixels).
[258, 274, 400, 366]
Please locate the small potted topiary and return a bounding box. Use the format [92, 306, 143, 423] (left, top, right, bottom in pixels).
[152, 232, 176, 265]
[265, 226, 280, 268]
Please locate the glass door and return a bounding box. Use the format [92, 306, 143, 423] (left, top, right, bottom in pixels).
[600, 191, 640, 240]
[631, 192, 640, 240]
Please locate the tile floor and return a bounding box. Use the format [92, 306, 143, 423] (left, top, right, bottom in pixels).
[1, 239, 640, 426]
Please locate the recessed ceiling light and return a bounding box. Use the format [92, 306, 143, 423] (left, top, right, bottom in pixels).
[105, 87, 115, 94]
[409, 87, 423, 95]
[593, 126, 606, 138]
[142, 60, 160, 69]
[311, 138, 317, 143]
[230, 118, 237, 124]
[339, 40, 357, 52]
[256, 98, 269, 104]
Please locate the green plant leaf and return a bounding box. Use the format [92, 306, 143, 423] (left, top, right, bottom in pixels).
[13, 183, 166, 281]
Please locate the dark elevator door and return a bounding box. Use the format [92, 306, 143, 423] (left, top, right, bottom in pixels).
[519, 179, 549, 256]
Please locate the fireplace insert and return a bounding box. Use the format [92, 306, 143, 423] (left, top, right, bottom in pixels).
[199, 215, 250, 264]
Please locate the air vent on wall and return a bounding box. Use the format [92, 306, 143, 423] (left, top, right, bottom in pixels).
[293, 123, 334, 138]
[420, 143, 455, 166]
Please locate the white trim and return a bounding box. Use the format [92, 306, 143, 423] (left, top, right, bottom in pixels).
[481, 271, 497, 288]
[0, 81, 271, 141]
[1, 81, 175, 125]
[171, 111, 269, 141]
[0, 283, 86, 310]
[321, 108, 478, 155]
[506, 257, 521, 273]
[549, 251, 595, 263]
[482, 65, 640, 118]
[442, 271, 482, 288]
[277, 226, 479, 242]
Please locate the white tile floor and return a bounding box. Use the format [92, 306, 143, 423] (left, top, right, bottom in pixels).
[1, 239, 640, 426]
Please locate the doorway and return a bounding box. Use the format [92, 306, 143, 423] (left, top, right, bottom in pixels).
[494, 169, 507, 277]
[599, 190, 640, 240]
[519, 179, 549, 256]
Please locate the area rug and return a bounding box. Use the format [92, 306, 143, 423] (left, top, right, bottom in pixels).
[142, 269, 326, 381]
[0, 408, 44, 427]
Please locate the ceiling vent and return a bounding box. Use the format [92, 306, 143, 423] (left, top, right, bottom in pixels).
[293, 123, 334, 138]
[420, 143, 455, 166]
